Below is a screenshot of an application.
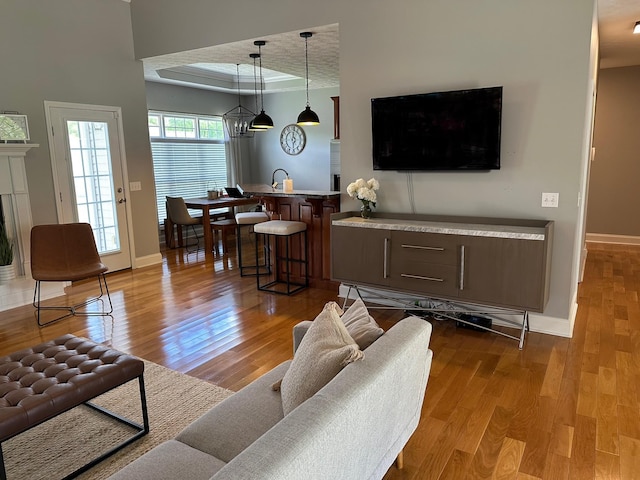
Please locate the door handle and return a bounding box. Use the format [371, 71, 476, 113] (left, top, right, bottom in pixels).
[118, 198, 126, 204]
[383, 237, 390, 278]
[459, 245, 465, 290]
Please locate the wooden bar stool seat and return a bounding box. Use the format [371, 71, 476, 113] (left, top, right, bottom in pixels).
[210, 218, 237, 255]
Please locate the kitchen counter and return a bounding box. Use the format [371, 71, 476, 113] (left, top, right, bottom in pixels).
[238, 184, 341, 287]
[239, 183, 340, 199]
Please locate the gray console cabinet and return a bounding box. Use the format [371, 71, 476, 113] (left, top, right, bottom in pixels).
[331, 212, 553, 313]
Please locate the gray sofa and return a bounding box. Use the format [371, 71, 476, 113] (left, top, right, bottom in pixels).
[109, 315, 433, 480]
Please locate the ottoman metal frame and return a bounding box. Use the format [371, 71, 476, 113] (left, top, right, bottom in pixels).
[0, 335, 149, 480]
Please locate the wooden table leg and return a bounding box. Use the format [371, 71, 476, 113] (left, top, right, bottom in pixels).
[202, 208, 213, 253]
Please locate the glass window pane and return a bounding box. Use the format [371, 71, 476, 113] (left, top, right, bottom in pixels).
[66, 119, 120, 254]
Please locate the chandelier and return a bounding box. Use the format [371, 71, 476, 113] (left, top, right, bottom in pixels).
[222, 64, 256, 139]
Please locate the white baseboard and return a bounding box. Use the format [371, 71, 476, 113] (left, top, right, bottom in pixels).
[338, 284, 574, 338]
[586, 233, 640, 245]
[134, 253, 163, 269]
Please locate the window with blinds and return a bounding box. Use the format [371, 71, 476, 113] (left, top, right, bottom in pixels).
[149, 112, 228, 223]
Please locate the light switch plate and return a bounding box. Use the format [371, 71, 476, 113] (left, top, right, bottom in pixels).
[130, 181, 142, 191]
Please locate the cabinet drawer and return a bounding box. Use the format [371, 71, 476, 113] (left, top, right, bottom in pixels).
[391, 231, 458, 265]
[391, 260, 459, 297]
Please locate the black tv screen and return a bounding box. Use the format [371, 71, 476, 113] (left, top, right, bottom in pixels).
[372, 86, 502, 171]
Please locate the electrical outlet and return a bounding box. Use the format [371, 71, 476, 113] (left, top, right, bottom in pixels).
[129, 181, 142, 191]
[541, 192, 559, 208]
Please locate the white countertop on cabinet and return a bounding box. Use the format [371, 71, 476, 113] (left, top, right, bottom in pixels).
[332, 216, 547, 240]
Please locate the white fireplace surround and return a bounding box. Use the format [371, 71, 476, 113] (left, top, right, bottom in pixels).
[0, 144, 64, 313]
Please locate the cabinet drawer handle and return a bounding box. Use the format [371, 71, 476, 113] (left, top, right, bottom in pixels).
[401, 244, 445, 251]
[383, 237, 390, 278]
[400, 273, 444, 282]
[459, 245, 465, 290]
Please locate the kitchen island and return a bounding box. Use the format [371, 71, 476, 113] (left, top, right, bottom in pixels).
[238, 184, 340, 287]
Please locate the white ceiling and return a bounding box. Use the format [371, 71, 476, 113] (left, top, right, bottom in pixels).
[142, 2, 640, 94]
[143, 24, 339, 95]
[598, 0, 640, 68]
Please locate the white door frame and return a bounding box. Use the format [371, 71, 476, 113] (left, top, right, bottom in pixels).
[44, 100, 136, 270]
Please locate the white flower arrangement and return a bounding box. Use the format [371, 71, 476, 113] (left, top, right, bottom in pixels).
[347, 178, 380, 217]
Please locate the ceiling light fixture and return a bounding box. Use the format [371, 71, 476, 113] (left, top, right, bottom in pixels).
[248, 53, 267, 131]
[297, 32, 320, 126]
[251, 40, 274, 129]
[222, 63, 256, 138]
[634, 21, 640, 34]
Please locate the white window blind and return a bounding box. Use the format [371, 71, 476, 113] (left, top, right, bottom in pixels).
[151, 141, 228, 222]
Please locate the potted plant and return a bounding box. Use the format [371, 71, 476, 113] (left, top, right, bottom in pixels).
[0, 222, 15, 283]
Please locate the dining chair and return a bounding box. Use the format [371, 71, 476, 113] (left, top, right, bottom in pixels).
[165, 196, 202, 252]
[30, 223, 113, 326]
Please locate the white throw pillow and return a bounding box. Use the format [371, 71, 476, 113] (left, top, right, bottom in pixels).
[279, 302, 364, 415]
[339, 298, 385, 349]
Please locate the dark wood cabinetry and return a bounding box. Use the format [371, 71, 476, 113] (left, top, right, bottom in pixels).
[332, 226, 390, 287]
[331, 212, 553, 313]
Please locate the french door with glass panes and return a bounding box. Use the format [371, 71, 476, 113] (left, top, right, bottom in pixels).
[45, 102, 132, 272]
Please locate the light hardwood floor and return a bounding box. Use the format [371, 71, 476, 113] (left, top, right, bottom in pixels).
[1, 241, 638, 479]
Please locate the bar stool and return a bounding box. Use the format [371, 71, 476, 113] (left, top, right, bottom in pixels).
[210, 218, 237, 255]
[254, 220, 308, 295]
[235, 211, 270, 276]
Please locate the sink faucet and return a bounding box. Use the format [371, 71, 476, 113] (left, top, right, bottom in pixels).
[271, 168, 290, 189]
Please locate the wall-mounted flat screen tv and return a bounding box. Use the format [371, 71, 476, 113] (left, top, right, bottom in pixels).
[372, 86, 502, 171]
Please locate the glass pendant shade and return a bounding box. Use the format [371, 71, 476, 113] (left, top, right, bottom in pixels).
[297, 106, 320, 126]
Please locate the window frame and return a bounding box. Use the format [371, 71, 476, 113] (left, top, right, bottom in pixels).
[148, 111, 229, 226]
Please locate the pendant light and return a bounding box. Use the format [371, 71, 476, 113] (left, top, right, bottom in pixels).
[248, 53, 267, 131]
[222, 64, 256, 138]
[297, 32, 320, 126]
[251, 40, 274, 129]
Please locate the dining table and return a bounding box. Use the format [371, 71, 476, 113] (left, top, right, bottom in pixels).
[183, 196, 258, 253]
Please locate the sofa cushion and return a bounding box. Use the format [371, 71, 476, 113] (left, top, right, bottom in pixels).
[108, 439, 227, 480]
[176, 361, 289, 463]
[339, 298, 384, 349]
[280, 302, 364, 415]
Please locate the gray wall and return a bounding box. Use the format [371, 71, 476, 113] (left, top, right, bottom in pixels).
[1, 0, 598, 334]
[587, 65, 640, 236]
[130, 0, 598, 332]
[1, 0, 158, 260]
[253, 87, 339, 190]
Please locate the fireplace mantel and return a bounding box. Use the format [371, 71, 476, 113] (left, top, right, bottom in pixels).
[0, 143, 65, 313]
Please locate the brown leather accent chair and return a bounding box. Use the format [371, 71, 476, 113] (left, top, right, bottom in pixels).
[30, 223, 113, 326]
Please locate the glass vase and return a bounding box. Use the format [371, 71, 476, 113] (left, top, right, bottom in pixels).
[360, 203, 372, 219]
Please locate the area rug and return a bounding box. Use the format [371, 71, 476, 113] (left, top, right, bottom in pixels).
[3, 360, 234, 480]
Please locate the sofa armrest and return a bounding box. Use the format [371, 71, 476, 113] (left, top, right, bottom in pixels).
[292, 320, 313, 353]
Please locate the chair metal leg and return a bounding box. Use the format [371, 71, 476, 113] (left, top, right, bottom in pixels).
[256, 231, 307, 296]
[34, 273, 114, 327]
[185, 225, 200, 253]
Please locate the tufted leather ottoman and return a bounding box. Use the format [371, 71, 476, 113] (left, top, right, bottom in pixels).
[0, 334, 149, 479]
